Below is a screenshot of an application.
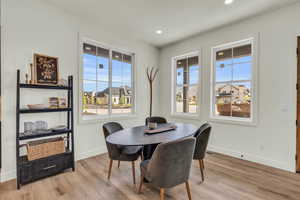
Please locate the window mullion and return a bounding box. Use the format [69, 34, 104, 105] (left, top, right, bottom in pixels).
[131, 54, 135, 114]
[186, 56, 190, 113]
[183, 57, 188, 113]
[95, 47, 98, 115]
[109, 49, 112, 115]
[230, 48, 234, 117]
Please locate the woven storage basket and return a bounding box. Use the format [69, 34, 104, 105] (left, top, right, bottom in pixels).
[26, 137, 65, 161]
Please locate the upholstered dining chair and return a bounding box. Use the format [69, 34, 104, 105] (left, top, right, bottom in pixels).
[138, 137, 196, 200]
[145, 116, 167, 126]
[102, 122, 143, 184]
[193, 123, 211, 182]
[144, 116, 167, 160]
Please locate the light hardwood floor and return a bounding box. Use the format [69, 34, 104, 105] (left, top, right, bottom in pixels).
[1, 152, 300, 200]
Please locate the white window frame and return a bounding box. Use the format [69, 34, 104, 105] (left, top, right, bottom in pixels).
[79, 37, 136, 122]
[210, 37, 258, 126]
[171, 51, 201, 118]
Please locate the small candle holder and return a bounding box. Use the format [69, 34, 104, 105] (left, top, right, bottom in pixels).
[148, 122, 157, 130]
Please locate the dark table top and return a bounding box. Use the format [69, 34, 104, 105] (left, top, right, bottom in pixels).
[106, 123, 198, 146]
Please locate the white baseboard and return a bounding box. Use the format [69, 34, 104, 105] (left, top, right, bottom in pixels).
[0, 169, 17, 183]
[0, 146, 108, 183]
[208, 145, 295, 172]
[76, 146, 108, 161]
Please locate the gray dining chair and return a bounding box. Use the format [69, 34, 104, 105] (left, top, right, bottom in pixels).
[145, 116, 167, 126]
[102, 122, 143, 184]
[138, 137, 196, 200]
[193, 123, 211, 182]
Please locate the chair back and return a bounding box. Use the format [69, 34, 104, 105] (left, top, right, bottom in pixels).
[147, 137, 196, 188]
[145, 116, 167, 125]
[102, 122, 124, 160]
[193, 123, 211, 160]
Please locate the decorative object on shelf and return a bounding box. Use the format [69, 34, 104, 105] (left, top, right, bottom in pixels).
[34, 121, 48, 131]
[25, 73, 29, 84]
[24, 122, 35, 134]
[24, 121, 49, 135]
[51, 125, 68, 131]
[27, 104, 48, 109]
[33, 54, 59, 85]
[59, 98, 67, 108]
[146, 67, 159, 117]
[30, 63, 34, 84]
[26, 137, 65, 161]
[58, 79, 68, 86]
[49, 97, 59, 108]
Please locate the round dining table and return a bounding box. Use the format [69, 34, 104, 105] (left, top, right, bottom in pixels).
[106, 123, 198, 147]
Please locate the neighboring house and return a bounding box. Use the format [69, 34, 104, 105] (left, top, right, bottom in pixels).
[84, 86, 132, 106]
[83, 91, 96, 105]
[176, 85, 198, 103]
[216, 84, 250, 104]
[188, 85, 198, 104]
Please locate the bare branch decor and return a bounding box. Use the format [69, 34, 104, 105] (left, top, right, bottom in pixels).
[146, 67, 159, 117]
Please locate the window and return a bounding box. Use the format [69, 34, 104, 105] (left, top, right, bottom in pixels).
[211, 38, 255, 122]
[172, 52, 200, 115]
[81, 41, 134, 117]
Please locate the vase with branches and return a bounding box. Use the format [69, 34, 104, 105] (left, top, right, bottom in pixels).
[146, 67, 159, 117]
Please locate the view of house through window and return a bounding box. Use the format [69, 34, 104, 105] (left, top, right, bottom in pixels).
[174, 54, 199, 114]
[213, 39, 253, 119]
[82, 42, 134, 116]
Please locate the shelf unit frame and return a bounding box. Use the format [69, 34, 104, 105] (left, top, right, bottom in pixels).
[16, 70, 75, 189]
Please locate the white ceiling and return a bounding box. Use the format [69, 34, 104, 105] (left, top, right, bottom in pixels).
[43, 0, 298, 47]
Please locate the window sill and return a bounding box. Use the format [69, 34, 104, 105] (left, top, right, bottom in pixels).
[79, 113, 138, 124]
[170, 113, 200, 120]
[209, 116, 257, 127]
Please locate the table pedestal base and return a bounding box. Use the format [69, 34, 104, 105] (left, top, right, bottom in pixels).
[143, 144, 158, 160]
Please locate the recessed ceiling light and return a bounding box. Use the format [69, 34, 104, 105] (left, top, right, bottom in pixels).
[156, 30, 163, 35]
[224, 0, 234, 5]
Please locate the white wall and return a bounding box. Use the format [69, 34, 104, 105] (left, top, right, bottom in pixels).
[1, 0, 299, 183]
[0, 0, 159, 182]
[159, 3, 300, 172]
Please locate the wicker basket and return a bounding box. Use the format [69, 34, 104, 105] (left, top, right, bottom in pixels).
[26, 137, 65, 161]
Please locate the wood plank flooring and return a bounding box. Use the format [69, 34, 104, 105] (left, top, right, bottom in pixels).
[0, 152, 300, 200]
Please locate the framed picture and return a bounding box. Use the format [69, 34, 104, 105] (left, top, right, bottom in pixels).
[33, 54, 59, 85]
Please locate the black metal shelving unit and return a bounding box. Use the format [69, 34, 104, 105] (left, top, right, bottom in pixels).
[20, 107, 72, 114]
[16, 70, 75, 189]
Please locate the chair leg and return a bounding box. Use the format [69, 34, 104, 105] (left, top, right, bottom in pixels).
[132, 161, 136, 184]
[141, 153, 144, 161]
[199, 159, 204, 182]
[118, 161, 121, 168]
[198, 159, 202, 170]
[108, 159, 113, 180]
[160, 188, 165, 200]
[138, 175, 144, 193]
[185, 181, 192, 200]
